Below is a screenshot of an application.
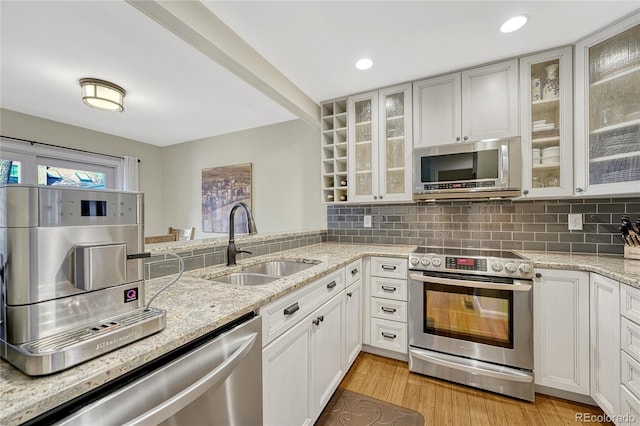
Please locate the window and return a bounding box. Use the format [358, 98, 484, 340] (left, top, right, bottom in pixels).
[1, 138, 126, 189]
[0, 160, 20, 184]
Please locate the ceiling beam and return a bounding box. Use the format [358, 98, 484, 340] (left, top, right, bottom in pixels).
[127, 0, 320, 129]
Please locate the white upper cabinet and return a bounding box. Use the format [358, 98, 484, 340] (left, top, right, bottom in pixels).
[520, 47, 574, 199]
[412, 73, 462, 147]
[574, 13, 640, 196]
[413, 59, 519, 148]
[348, 84, 412, 203]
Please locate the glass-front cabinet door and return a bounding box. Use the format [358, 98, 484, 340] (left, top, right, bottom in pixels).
[575, 14, 640, 196]
[348, 84, 412, 203]
[378, 84, 412, 202]
[348, 92, 378, 203]
[520, 47, 573, 198]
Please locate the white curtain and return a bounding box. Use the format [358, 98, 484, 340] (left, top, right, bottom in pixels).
[122, 156, 139, 191]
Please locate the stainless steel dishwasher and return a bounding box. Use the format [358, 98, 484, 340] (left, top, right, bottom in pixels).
[28, 313, 262, 426]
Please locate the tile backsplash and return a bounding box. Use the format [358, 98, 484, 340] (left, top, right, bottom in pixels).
[327, 198, 640, 255]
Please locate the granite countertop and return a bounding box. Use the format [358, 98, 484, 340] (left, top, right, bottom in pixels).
[0, 242, 413, 426]
[516, 250, 640, 288]
[2, 242, 640, 425]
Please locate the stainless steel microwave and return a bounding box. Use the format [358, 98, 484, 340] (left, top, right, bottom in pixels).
[412, 138, 521, 200]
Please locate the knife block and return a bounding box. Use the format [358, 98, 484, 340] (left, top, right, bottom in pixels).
[625, 245, 640, 260]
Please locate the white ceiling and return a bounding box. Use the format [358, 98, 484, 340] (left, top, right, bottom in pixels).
[1, 1, 638, 147]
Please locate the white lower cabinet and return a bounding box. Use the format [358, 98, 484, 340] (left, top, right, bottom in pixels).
[621, 283, 640, 426]
[591, 273, 621, 419]
[313, 294, 346, 415]
[534, 269, 590, 395]
[261, 269, 347, 426]
[345, 278, 363, 368]
[368, 257, 408, 356]
[262, 313, 314, 426]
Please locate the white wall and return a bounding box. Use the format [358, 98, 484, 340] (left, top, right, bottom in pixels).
[0, 109, 165, 233]
[160, 119, 326, 238]
[0, 110, 326, 237]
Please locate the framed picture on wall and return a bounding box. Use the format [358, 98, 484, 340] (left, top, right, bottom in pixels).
[201, 163, 252, 233]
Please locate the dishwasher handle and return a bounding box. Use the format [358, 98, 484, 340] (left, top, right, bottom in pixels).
[124, 332, 258, 426]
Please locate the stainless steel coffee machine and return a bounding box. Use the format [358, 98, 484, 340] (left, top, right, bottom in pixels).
[0, 185, 165, 375]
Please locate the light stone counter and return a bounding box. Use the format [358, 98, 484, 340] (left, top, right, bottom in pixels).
[0, 242, 413, 426]
[3, 243, 639, 425]
[516, 250, 640, 288]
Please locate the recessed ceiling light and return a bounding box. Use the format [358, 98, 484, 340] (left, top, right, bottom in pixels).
[355, 58, 373, 70]
[500, 15, 528, 33]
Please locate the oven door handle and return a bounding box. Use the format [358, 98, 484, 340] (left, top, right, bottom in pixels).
[409, 347, 533, 383]
[409, 274, 532, 292]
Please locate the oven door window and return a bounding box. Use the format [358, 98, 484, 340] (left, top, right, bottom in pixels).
[424, 283, 513, 348]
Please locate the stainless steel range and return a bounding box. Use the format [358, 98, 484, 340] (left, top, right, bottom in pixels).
[408, 247, 535, 401]
[0, 185, 166, 375]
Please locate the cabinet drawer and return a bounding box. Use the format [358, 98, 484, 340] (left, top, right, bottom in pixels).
[260, 269, 345, 346]
[622, 317, 640, 364]
[370, 298, 407, 322]
[622, 351, 640, 401]
[370, 318, 407, 354]
[371, 257, 407, 279]
[345, 259, 362, 287]
[621, 284, 640, 326]
[371, 277, 407, 301]
[621, 383, 640, 426]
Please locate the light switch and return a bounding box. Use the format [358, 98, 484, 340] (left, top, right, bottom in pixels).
[364, 215, 372, 228]
[568, 213, 583, 231]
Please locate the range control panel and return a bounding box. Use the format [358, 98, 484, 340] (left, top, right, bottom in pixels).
[409, 251, 533, 279]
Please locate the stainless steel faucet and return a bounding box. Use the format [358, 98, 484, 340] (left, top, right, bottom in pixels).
[226, 202, 258, 266]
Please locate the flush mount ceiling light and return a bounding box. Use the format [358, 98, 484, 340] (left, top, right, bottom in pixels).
[79, 78, 126, 112]
[500, 15, 528, 33]
[355, 58, 374, 70]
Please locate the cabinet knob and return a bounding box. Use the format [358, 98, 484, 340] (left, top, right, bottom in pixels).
[347, 292, 353, 297]
[312, 318, 320, 326]
[523, 189, 529, 195]
[535, 272, 542, 279]
[575, 187, 584, 193]
[456, 137, 461, 142]
[463, 136, 469, 141]
[374, 195, 378, 200]
[379, 195, 383, 200]
[318, 315, 324, 322]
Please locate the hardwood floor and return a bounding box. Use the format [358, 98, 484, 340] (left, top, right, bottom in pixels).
[337, 352, 613, 425]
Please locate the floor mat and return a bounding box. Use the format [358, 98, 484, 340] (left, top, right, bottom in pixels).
[316, 388, 425, 426]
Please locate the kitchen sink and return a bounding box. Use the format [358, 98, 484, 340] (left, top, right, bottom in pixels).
[208, 259, 321, 286]
[241, 259, 320, 276]
[210, 272, 279, 286]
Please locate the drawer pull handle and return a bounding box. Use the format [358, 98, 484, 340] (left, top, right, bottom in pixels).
[318, 315, 324, 322]
[381, 306, 397, 313]
[382, 332, 397, 339]
[347, 292, 353, 297]
[381, 265, 397, 271]
[283, 302, 299, 316]
[381, 286, 397, 292]
[327, 281, 337, 289]
[351, 268, 359, 275]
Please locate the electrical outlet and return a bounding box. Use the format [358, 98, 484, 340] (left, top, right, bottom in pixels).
[364, 215, 372, 228]
[568, 213, 583, 230]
